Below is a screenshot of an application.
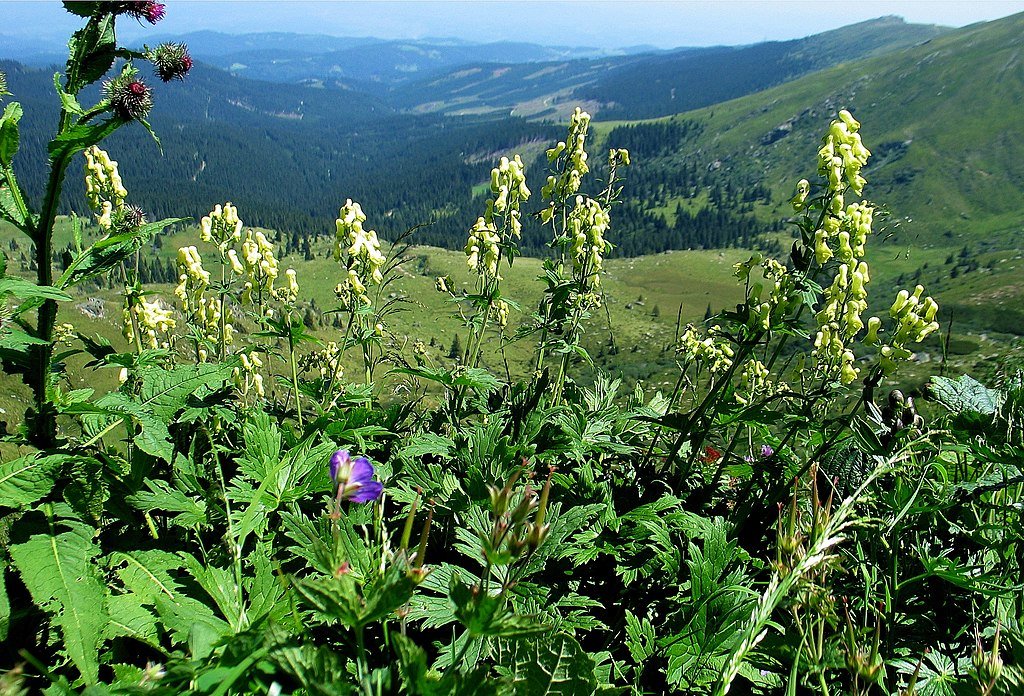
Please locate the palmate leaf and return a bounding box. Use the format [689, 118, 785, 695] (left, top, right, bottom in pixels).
[230, 414, 336, 550]
[9, 521, 108, 685]
[108, 549, 229, 655]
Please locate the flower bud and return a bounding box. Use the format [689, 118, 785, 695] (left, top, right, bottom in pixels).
[105, 69, 153, 121]
[148, 42, 192, 82]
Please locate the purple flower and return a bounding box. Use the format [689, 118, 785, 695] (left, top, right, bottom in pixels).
[115, 1, 166, 24]
[330, 449, 383, 504]
[761, 444, 775, 459]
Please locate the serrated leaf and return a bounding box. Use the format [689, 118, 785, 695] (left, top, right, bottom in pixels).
[59, 217, 187, 287]
[140, 362, 234, 422]
[0, 454, 62, 508]
[0, 102, 22, 167]
[0, 277, 73, 303]
[0, 177, 28, 228]
[48, 117, 120, 162]
[10, 523, 108, 684]
[400, 433, 455, 459]
[127, 478, 207, 529]
[930, 374, 1002, 416]
[0, 561, 10, 641]
[502, 633, 598, 695]
[104, 594, 159, 645]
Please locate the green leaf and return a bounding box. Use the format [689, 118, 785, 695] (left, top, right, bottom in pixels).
[127, 478, 208, 529]
[47, 117, 120, 162]
[53, 73, 85, 117]
[65, 13, 117, 92]
[109, 550, 229, 653]
[0, 454, 83, 509]
[104, 594, 159, 646]
[10, 522, 108, 685]
[62, 2, 103, 18]
[400, 433, 455, 459]
[0, 561, 10, 641]
[451, 577, 546, 639]
[140, 361, 234, 421]
[59, 217, 188, 287]
[0, 176, 29, 229]
[930, 374, 1002, 417]
[90, 392, 174, 462]
[0, 277, 73, 303]
[0, 102, 22, 166]
[501, 633, 598, 695]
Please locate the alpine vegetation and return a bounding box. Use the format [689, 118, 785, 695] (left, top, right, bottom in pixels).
[0, 4, 1020, 695]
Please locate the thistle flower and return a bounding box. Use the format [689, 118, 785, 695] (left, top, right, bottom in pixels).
[112, 204, 147, 233]
[148, 42, 192, 82]
[329, 450, 383, 504]
[105, 69, 153, 121]
[114, 1, 166, 24]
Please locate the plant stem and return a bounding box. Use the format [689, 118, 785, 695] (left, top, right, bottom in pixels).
[287, 310, 304, 427]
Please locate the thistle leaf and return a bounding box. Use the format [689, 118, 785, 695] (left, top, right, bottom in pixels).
[9, 522, 108, 685]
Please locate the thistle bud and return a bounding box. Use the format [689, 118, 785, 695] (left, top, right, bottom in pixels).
[148, 42, 192, 82]
[105, 70, 153, 121]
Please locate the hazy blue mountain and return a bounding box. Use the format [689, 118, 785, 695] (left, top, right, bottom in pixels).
[394, 16, 950, 118]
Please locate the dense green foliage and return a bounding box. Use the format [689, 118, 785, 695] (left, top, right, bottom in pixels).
[1, 6, 1022, 696]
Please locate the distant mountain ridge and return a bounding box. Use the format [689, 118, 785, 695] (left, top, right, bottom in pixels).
[1, 13, 1017, 266]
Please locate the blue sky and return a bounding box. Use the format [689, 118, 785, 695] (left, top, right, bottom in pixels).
[3, 1, 1024, 49]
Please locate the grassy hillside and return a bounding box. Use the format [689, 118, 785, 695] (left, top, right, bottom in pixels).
[610, 12, 1024, 249]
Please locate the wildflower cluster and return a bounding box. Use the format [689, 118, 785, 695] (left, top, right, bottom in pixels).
[736, 254, 798, 332]
[175, 245, 231, 357]
[302, 341, 345, 384]
[465, 216, 501, 278]
[487, 154, 530, 238]
[84, 146, 128, 230]
[677, 324, 735, 374]
[793, 111, 877, 384]
[567, 195, 611, 290]
[879, 284, 939, 373]
[334, 199, 385, 308]
[123, 296, 175, 350]
[239, 229, 286, 309]
[200, 202, 243, 254]
[736, 359, 779, 406]
[818, 110, 870, 196]
[814, 259, 871, 384]
[232, 350, 265, 399]
[541, 107, 591, 209]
